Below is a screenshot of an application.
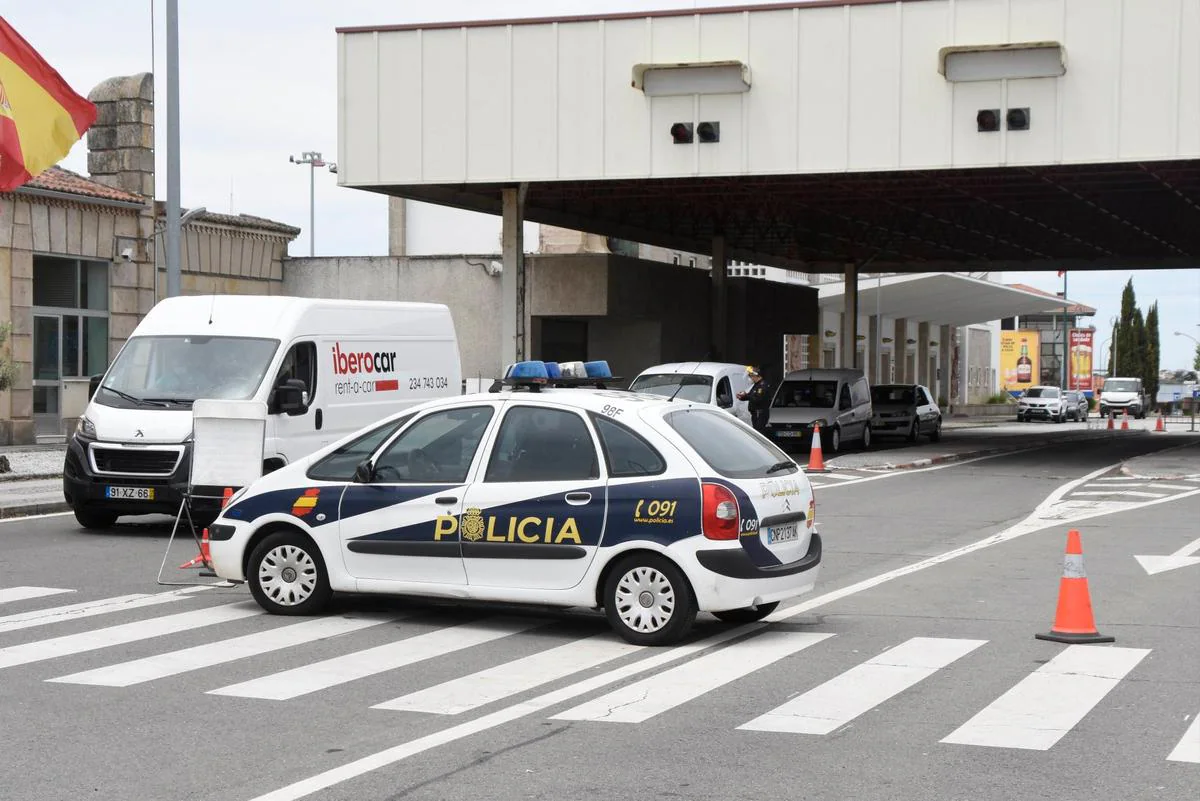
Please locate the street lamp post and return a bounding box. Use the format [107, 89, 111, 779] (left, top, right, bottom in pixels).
[289, 152, 338, 257]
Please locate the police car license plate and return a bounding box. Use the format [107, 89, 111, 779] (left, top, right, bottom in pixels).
[105, 486, 155, 501]
[767, 523, 798, 544]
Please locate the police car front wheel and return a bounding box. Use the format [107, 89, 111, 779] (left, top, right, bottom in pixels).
[603, 554, 697, 646]
[247, 531, 332, 615]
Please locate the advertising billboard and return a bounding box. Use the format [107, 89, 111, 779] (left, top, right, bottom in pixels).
[1000, 330, 1040, 394]
[1068, 329, 1094, 392]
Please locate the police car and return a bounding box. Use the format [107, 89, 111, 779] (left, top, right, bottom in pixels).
[208, 360, 822, 645]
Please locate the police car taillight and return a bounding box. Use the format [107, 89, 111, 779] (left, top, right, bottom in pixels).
[701, 483, 739, 540]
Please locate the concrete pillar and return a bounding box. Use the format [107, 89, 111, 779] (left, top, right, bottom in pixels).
[387, 198, 407, 257]
[500, 185, 528, 366]
[938, 324, 952, 405]
[711, 235, 728, 360]
[917, 321, 930, 387]
[841, 264, 859, 369]
[893, 318, 907, 381]
[868, 315, 880, 383]
[86, 73, 155, 198]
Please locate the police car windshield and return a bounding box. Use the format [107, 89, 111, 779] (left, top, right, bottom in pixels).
[665, 408, 797, 478]
[630, 374, 712, 404]
[98, 335, 279, 406]
[773, 380, 838, 409]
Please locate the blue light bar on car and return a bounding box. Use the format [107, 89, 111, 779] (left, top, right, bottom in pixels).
[544, 361, 562, 379]
[509, 361, 549, 381]
[584, 360, 612, 379]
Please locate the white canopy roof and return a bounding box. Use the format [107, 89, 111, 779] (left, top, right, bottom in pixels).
[818, 273, 1086, 327]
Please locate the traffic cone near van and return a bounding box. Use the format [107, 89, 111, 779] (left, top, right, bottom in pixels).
[178, 528, 212, 570]
[1120, 413, 1130, 430]
[1035, 529, 1114, 645]
[221, 487, 234, 507]
[806, 423, 829, 473]
[1106, 414, 1114, 430]
[1155, 414, 1166, 432]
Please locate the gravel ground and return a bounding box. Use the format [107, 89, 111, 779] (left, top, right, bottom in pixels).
[0, 448, 67, 480]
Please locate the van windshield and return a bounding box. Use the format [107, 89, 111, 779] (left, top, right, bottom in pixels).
[773, 380, 838, 409]
[1102, 379, 1138, 393]
[97, 335, 280, 408]
[629, 373, 712, 404]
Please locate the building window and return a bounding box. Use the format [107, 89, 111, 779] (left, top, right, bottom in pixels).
[672, 253, 681, 265]
[687, 257, 696, 268]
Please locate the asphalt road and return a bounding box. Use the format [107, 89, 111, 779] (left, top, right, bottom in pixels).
[0, 432, 1196, 801]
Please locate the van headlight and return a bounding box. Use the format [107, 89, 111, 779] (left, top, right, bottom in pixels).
[76, 416, 96, 438]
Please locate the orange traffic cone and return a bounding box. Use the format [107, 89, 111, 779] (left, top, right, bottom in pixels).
[221, 487, 234, 508]
[806, 422, 829, 473]
[178, 528, 212, 570]
[1120, 412, 1129, 430]
[1106, 414, 1114, 430]
[1035, 529, 1114, 644]
[1155, 414, 1166, 432]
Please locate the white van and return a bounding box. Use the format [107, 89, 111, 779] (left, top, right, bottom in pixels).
[63, 295, 462, 529]
[628, 362, 754, 425]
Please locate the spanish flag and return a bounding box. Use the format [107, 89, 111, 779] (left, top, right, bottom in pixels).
[0, 17, 97, 192]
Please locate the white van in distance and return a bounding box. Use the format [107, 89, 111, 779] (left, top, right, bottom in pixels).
[628, 362, 754, 425]
[64, 295, 462, 529]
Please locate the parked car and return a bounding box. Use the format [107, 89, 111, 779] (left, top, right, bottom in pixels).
[766, 368, 873, 453]
[1063, 390, 1089, 422]
[1016, 386, 1067, 423]
[869, 383, 942, 442]
[629, 362, 754, 426]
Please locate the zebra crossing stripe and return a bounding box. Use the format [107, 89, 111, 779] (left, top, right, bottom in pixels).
[47, 614, 396, 687]
[551, 631, 833, 724]
[941, 645, 1150, 750]
[0, 602, 262, 670]
[0, 588, 205, 635]
[820, 473, 861, 481]
[1167, 715, 1200, 763]
[1151, 484, 1198, 491]
[373, 634, 644, 715]
[738, 637, 986, 735]
[1073, 490, 1166, 499]
[0, 587, 73, 605]
[208, 617, 544, 701]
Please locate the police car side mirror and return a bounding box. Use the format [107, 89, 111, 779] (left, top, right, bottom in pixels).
[354, 460, 375, 484]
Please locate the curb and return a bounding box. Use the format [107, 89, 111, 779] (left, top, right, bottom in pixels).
[0, 501, 71, 521]
[829, 429, 1126, 472]
[0, 472, 64, 483]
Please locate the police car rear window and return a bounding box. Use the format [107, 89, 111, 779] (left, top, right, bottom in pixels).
[664, 408, 796, 479]
[591, 414, 666, 477]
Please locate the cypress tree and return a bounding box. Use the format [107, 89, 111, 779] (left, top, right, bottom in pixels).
[1116, 279, 1137, 376]
[1145, 303, 1160, 399]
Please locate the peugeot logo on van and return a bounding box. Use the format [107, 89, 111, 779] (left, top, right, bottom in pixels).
[135, 429, 144, 438]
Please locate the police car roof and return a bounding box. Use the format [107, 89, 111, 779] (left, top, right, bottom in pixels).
[453, 386, 698, 416]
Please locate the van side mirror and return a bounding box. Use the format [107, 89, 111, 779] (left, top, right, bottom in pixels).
[840, 395, 852, 411]
[354, 460, 375, 484]
[273, 378, 308, 415]
[88, 374, 103, 400]
[716, 393, 733, 409]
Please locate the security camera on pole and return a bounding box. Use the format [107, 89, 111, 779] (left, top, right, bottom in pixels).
[289, 151, 339, 256]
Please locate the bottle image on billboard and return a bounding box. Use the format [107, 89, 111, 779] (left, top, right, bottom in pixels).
[1017, 339, 1033, 383]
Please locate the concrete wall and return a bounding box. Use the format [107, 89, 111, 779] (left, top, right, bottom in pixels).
[966, 326, 995, 402]
[284, 255, 505, 382]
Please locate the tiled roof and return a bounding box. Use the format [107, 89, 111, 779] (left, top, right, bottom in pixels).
[1007, 282, 1097, 315]
[151, 201, 300, 236]
[16, 166, 145, 204]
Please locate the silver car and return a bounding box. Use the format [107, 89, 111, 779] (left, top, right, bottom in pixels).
[1063, 390, 1089, 422]
[869, 383, 942, 442]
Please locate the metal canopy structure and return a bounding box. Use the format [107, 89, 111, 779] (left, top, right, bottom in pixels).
[378, 158, 1200, 273]
[817, 273, 1093, 327]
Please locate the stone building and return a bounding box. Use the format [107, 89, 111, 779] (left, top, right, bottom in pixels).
[0, 73, 297, 444]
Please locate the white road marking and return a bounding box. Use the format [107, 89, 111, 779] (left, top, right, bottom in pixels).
[551, 632, 833, 724]
[209, 617, 543, 701]
[1072, 490, 1167, 499]
[0, 586, 210, 635]
[0, 602, 260, 670]
[738, 637, 986, 735]
[819, 473, 862, 481]
[0, 587, 73, 605]
[247, 462, 1200, 801]
[1149, 484, 1197, 491]
[373, 634, 644, 715]
[1134, 535, 1200, 576]
[1167, 715, 1200, 763]
[48, 614, 395, 687]
[941, 645, 1150, 750]
[0, 511, 72, 524]
[1093, 476, 1143, 482]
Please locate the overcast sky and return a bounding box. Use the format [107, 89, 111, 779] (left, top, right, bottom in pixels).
[6, 0, 1198, 368]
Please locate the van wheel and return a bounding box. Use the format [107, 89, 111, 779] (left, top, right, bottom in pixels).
[74, 508, 117, 530]
[712, 602, 779, 624]
[604, 554, 697, 646]
[826, 426, 842, 453]
[860, 425, 872, 450]
[247, 531, 332, 616]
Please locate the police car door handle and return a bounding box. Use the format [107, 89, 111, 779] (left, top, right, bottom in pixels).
[435, 496, 458, 506]
[565, 492, 591, 505]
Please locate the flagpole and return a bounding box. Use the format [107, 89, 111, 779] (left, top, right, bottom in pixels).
[1061, 270, 1068, 389]
[165, 0, 181, 298]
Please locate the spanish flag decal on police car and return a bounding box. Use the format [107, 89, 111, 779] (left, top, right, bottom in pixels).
[291, 489, 320, 517]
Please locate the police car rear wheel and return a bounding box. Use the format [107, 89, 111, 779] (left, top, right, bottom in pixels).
[604, 555, 697, 646]
[712, 601, 780, 624]
[248, 532, 331, 615]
